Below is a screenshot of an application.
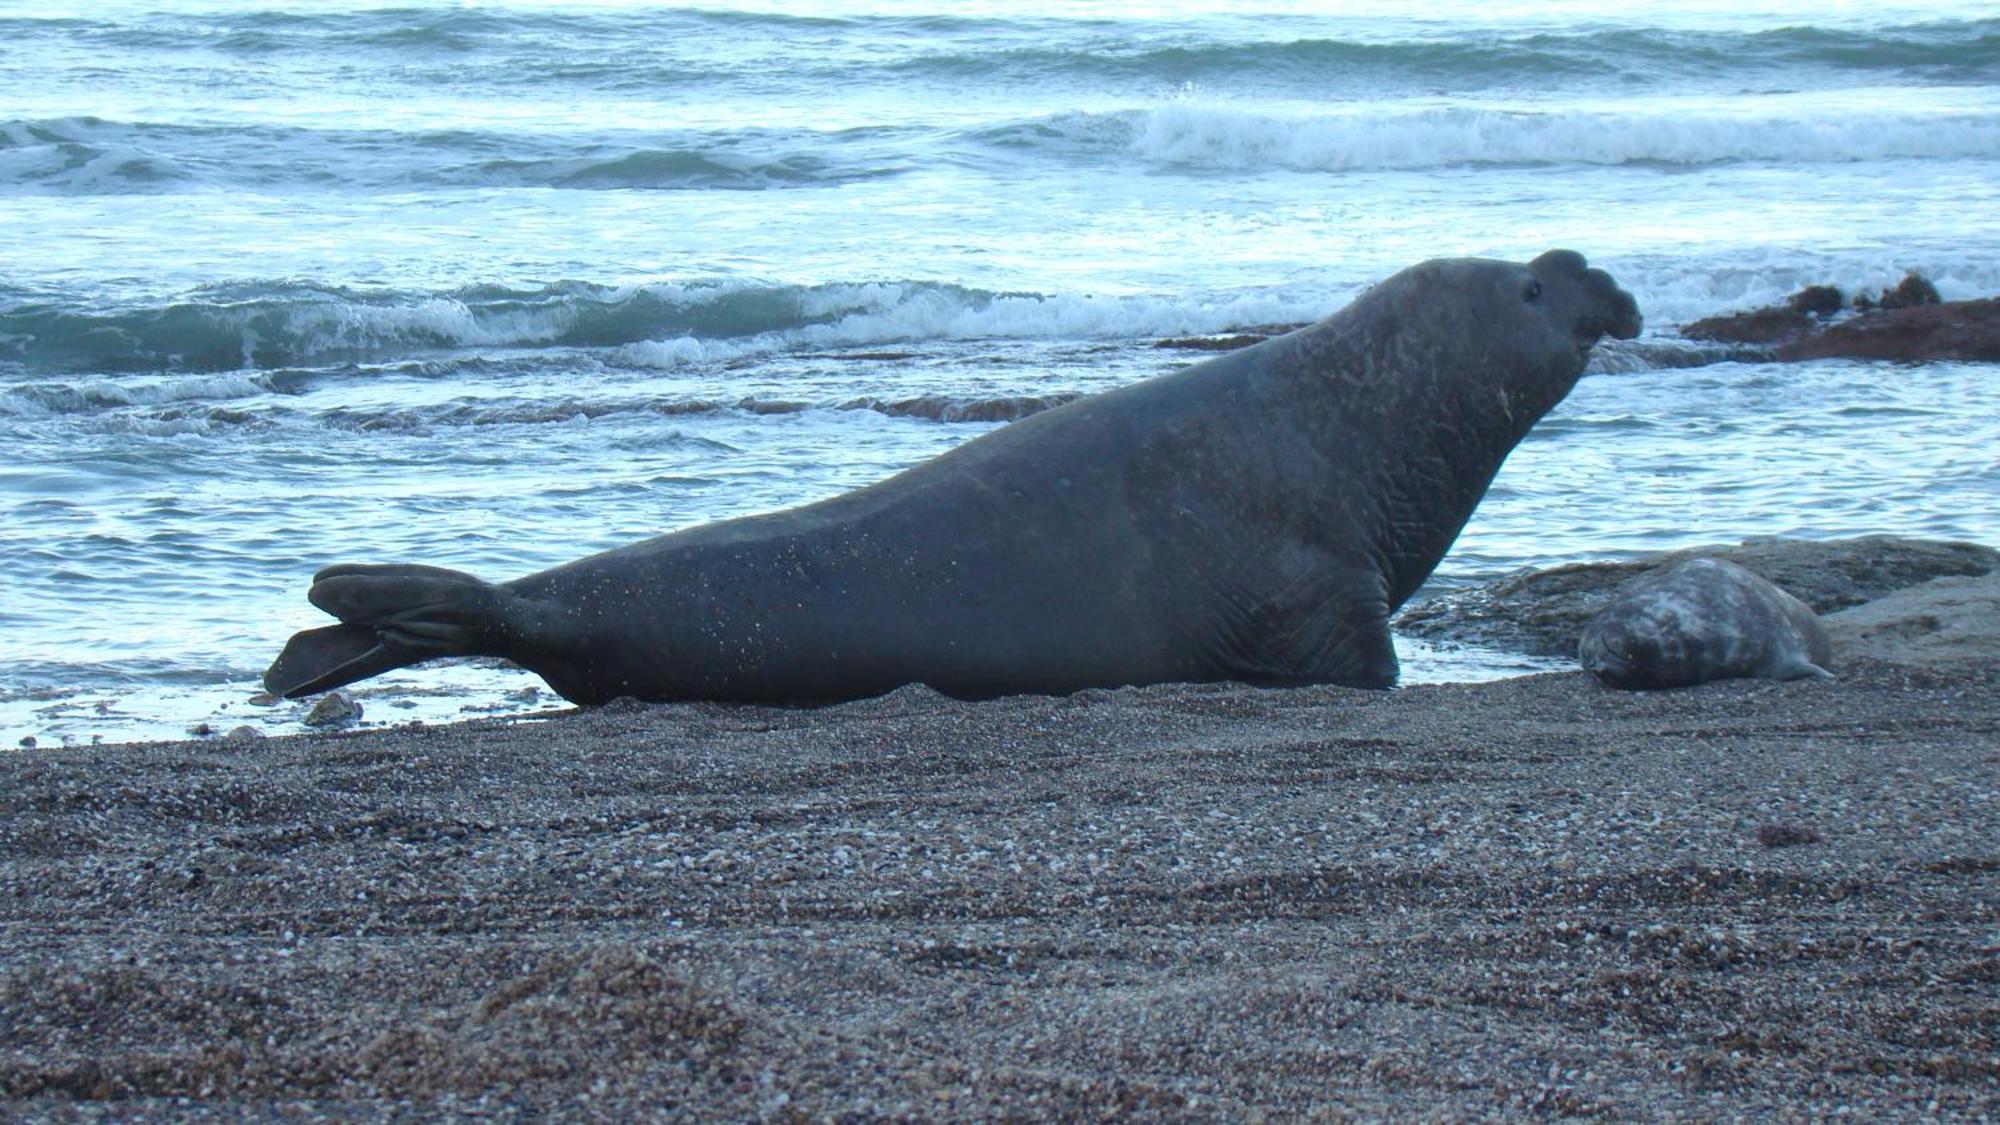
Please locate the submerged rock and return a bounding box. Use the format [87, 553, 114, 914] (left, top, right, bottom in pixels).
[1854, 271, 1942, 312]
[1396, 535, 1998, 659]
[1152, 324, 1305, 351]
[1683, 273, 2000, 362]
[1683, 284, 1848, 347]
[1778, 298, 2000, 363]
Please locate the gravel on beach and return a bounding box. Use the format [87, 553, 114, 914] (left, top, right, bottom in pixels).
[3, 660, 1996, 1118]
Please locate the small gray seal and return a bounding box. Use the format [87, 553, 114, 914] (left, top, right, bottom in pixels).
[265, 250, 1641, 705]
[1578, 558, 1834, 689]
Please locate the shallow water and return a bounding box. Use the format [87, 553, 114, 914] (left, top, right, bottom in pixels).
[3, 2, 1997, 745]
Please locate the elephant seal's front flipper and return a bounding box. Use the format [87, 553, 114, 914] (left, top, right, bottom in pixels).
[265, 564, 516, 698]
[1296, 578, 1400, 690]
[1222, 566, 1398, 689]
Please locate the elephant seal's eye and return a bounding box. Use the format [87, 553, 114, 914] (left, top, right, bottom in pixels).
[1524, 279, 1543, 302]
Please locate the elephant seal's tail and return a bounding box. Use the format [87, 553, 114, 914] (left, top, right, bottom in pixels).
[263, 564, 507, 698]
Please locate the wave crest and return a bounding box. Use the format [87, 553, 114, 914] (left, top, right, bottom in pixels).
[1126, 103, 2000, 171]
[0, 279, 1332, 375]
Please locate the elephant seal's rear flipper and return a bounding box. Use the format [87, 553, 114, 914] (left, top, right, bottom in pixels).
[263, 624, 405, 698]
[264, 564, 510, 698]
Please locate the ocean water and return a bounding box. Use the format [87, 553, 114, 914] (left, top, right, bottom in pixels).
[3, 1, 1997, 746]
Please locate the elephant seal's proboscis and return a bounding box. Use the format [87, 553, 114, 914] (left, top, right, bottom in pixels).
[1579, 558, 1834, 689]
[266, 250, 1642, 705]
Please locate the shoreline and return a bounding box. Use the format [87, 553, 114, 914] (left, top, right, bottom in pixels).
[5, 660, 1994, 1116]
[6, 342, 1996, 749]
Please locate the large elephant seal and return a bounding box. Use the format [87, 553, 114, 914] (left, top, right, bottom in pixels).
[1579, 558, 1834, 689]
[266, 250, 1641, 705]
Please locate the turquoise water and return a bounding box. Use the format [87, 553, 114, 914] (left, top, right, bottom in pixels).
[4, 2, 1997, 744]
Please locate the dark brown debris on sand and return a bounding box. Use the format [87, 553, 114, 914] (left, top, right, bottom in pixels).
[3, 661, 1996, 1118]
[1753, 820, 1823, 849]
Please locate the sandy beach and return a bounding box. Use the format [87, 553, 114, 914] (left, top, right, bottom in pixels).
[3, 658, 1995, 1118]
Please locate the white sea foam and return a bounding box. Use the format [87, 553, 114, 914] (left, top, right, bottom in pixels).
[0, 372, 268, 417]
[268, 297, 577, 355]
[1611, 251, 2000, 328]
[1129, 102, 2000, 171]
[0, 117, 191, 193]
[615, 335, 735, 370]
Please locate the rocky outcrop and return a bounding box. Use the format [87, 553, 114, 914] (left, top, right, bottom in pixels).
[1683, 285, 1846, 347]
[1683, 273, 2000, 363]
[1395, 535, 1999, 660]
[1776, 298, 2000, 362]
[1823, 573, 2000, 669]
[1152, 325, 1305, 351]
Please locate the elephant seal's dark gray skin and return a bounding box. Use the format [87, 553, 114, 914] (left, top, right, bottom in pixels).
[266, 250, 1641, 705]
[1579, 558, 1834, 689]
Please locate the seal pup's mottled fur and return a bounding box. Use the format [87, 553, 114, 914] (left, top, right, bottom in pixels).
[1580, 558, 1834, 689]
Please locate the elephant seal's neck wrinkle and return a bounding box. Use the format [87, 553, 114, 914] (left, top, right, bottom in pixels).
[1296, 332, 1575, 610]
[1369, 414, 1513, 608]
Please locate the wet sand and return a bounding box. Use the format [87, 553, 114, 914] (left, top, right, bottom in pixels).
[3, 661, 1996, 1118]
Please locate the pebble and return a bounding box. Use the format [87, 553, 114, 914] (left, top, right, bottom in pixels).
[303, 691, 363, 728]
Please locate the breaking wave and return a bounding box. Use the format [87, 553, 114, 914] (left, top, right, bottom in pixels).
[0, 279, 1334, 375]
[1120, 102, 2000, 171]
